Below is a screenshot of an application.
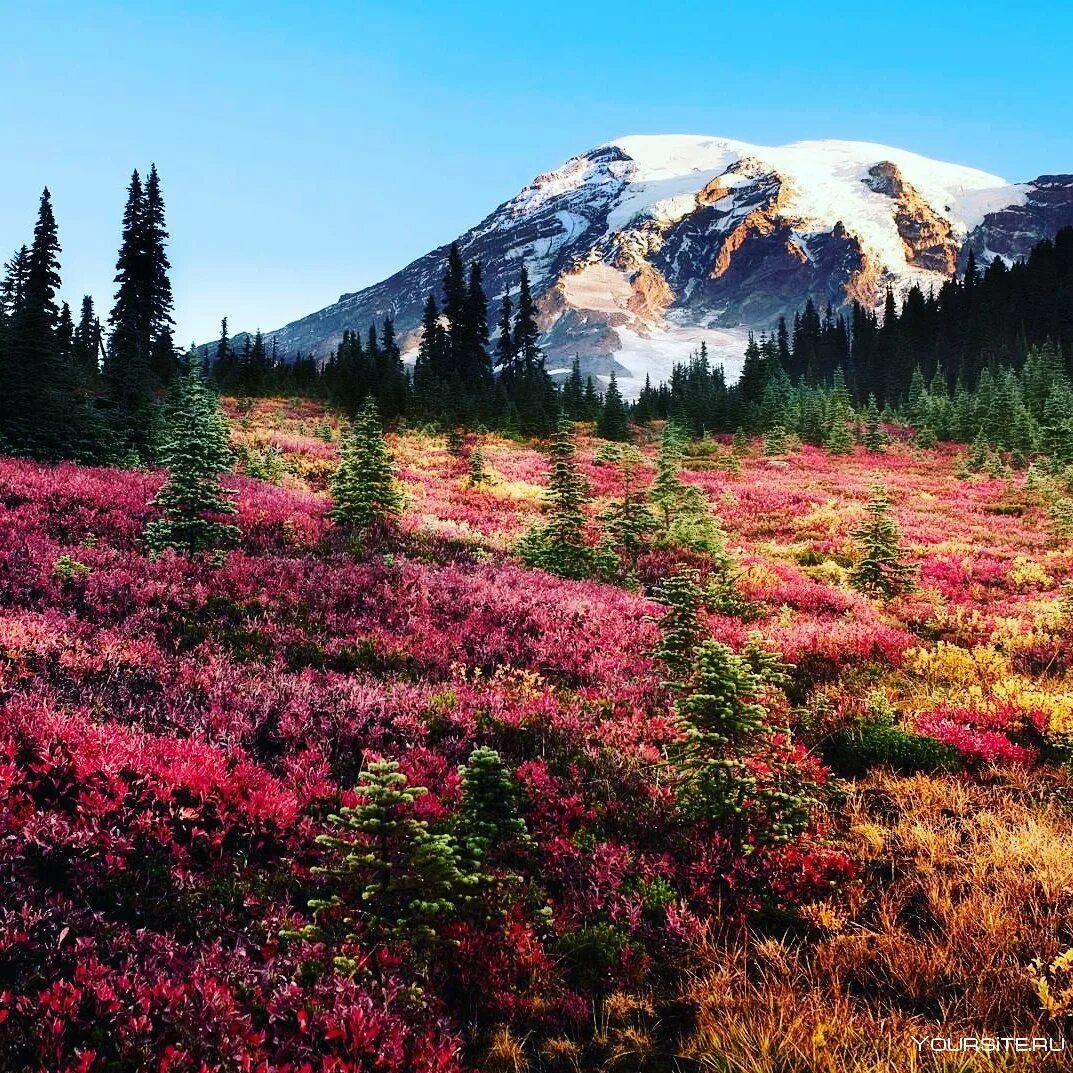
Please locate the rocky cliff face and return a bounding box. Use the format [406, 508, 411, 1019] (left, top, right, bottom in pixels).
[959, 175, 1073, 269]
[244, 135, 1073, 395]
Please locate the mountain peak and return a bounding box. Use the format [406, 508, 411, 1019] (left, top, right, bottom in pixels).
[240, 135, 1073, 395]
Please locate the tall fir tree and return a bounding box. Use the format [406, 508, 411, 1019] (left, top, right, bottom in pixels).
[145, 164, 176, 385]
[103, 170, 156, 453]
[596, 370, 631, 441]
[1, 190, 98, 459]
[512, 266, 540, 372]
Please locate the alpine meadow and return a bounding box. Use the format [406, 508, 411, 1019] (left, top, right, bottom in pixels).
[3, 4, 1073, 1071]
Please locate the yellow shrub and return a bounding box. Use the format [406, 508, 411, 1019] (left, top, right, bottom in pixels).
[1009, 555, 1054, 591]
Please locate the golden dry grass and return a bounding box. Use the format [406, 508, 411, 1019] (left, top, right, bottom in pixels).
[682, 769, 1073, 1072]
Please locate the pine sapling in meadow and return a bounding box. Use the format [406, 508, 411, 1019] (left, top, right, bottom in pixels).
[823, 416, 855, 455]
[651, 567, 706, 689]
[599, 444, 656, 578]
[456, 746, 532, 874]
[330, 399, 403, 542]
[649, 421, 726, 553]
[518, 415, 613, 580]
[862, 395, 887, 452]
[299, 760, 470, 981]
[672, 640, 811, 850]
[849, 485, 916, 598]
[467, 443, 489, 486]
[143, 365, 238, 557]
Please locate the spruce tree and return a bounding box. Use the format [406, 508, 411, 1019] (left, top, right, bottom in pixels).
[330, 400, 403, 539]
[466, 443, 489, 486]
[1, 190, 98, 459]
[862, 395, 887, 451]
[849, 485, 916, 597]
[651, 567, 706, 688]
[456, 746, 531, 868]
[512, 266, 540, 371]
[762, 424, 789, 456]
[518, 415, 611, 579]
[824, 416, 855, 454]
[599, 444, 656, 577]
[596, 370, 630, 441]
[466, 260, 492, 387]
[144, 164, 176, 384]
[648, 422, 726, 553]
[672, 640, 809, 849]
[301, 760, 469, 976]
[494, 289, 515, 378]
[72, 295, 101, 379]
[103, 170, 157, 455]
[562, 356, 585, 418]
[144, 365, 238, 557]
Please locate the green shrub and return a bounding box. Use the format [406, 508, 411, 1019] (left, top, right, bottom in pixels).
[827, 720, 958, 775]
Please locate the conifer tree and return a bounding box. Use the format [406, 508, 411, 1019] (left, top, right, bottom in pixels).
[456, 746, 531, 868]
[651, 567, 706, 688]
[672, 640, 809, 849]
[466, 443, 488, 486]
[824, 415, 855, 454]
[494, 289, 515, 378]
[1, 190, 99, 459]
[762, 424, 789, 456]
[518, 415, 611, 579]
[649, 422, 726, 553]
[465, 260, 492, 386]
[145, 164, 176, 384]
[862, 395, 887, 451]
[849, 485, 916, 597]
[144, 364, 237, 557]
[599, 444, 655, 577]
[512, 266, 540, 372]
[301, 760, 469, 976]
[104, 170, 157, 454]
[72, 295, 101, 379]
[562, 356, 585, 418]
[582, 375, 600, 419]
[596, 370, 630, 441]
[329, 400, 403, 539]
[0, 246, 29, 320]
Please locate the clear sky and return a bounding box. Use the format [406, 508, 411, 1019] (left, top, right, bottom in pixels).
[2, 0, 1071, 344]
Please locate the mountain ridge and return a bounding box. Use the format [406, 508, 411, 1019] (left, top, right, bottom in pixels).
[222, 135, 1073, 395]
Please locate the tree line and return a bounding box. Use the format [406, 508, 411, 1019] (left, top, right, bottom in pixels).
[3, 165, 1072, 468]
[0, 168, 181, 462]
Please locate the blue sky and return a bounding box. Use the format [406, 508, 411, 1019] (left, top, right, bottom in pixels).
[2, 0, 1070, 344]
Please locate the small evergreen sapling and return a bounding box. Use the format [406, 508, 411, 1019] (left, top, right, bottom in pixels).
[672, 640, 810, 850]
[143, 367, 238, 557]
[599, 444, 655, 578]
[466, 443, 489, 486]
[456, 746, 532, 871]
[823, 417, 855, 455]
[650, 567, 706, 688]
[518, 416, 613, 580]
[649, 422, 726, 553]
[330, 400, 403, 539]
[849, 485, 916, 597]
[301, 760, 470, 979]
[862, 395, 887, 452]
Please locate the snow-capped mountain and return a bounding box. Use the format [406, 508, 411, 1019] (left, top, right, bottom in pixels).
[248, 135, 1073, 394]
